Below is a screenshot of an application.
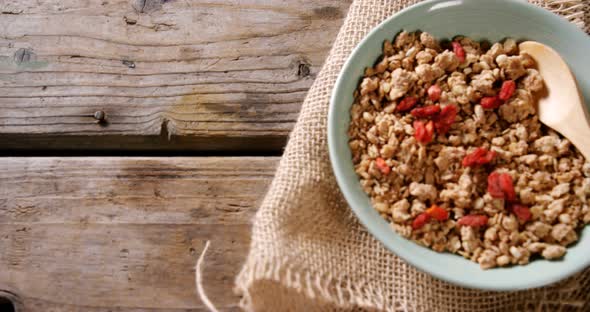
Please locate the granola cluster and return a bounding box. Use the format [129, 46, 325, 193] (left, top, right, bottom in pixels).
[348, 31, 590, 269]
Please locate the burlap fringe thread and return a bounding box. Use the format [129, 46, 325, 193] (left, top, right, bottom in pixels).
[532, 0, 587, 28]
[195, 241, 219, 312]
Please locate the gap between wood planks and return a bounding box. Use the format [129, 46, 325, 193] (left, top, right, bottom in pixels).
[0, 148, 284, 157]
[0, 132, 286, 156]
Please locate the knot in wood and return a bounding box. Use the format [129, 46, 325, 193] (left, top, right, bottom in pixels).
[297, 63, 311, 78]
[131, 0, 163, 13]
[13, 48, 35, 65]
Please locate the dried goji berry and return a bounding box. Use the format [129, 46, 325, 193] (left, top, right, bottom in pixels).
[457, 215, 488, 227]
[396, 96, 418, 112]
[462, 148, 486, 167]
[375, 157, 390, 175]
[413, 120, 425, 140]
[462, 147, 496, 167]
[433, 105, 457, 134]
[452, 41, 466, 62]
[414, 120, 435, 144]
[426, 205, 449, 221]
[413, 120, 429, 143]
[427, 84, 442, 101]
[487, 172, 504, 198]
[424, 120, 435, 142]
[479, 150, 496, 164]
[499, 173, 516, 202]
[411, 105, 441, 118]
[480, 96, 501, 109]
[510, 203, 532, 222]
[487, 171, 516, 201]
[499, 80, 516, 101]
[412, 212, 431, 230]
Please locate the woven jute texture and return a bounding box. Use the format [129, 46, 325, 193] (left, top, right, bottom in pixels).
[235, 1, 590, 311]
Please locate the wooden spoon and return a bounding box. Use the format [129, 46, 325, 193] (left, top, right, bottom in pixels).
[518, 41, 590, 159]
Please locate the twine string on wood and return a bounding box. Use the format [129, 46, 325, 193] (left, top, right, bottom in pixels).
[195, 241, 219, 312]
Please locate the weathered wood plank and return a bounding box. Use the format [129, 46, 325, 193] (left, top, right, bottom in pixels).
[0, 0, 351, 152]
[0, 157, 279, 311]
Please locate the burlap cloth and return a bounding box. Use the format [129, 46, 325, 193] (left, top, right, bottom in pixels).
[235, 1, 590, 311]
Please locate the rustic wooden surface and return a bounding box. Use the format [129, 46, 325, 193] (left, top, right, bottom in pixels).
[0, 0, 351, 152]
[0, 157, 279, 311]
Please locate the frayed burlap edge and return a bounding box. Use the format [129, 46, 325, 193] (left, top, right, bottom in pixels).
[234, 1, 590, 311]
[237, 258, 588, 312]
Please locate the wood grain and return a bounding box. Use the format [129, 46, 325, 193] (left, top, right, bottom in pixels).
[0, 0, 351, 152]
[0, 157, 278, 311]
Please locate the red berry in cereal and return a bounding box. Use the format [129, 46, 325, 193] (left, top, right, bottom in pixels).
[411, 105, 441, 118]
[457, 215, 488, 227]
[499, 80, 516, 101]
[427, 84, 442, 101]
[452, 41, 466, 62]
[396, 96, 418, 112]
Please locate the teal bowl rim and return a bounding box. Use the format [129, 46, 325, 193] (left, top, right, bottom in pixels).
[328, 0, 590, 290]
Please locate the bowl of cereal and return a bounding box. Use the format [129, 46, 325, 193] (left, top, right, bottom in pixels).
[328, 0, 590, 290]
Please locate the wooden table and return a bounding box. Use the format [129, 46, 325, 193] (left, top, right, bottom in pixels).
[0, 1, 351, 310]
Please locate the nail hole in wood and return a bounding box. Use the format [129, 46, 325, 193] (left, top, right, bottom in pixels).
[94, 110, 108, 125]
[122, 60, 136, 68]
[0, 297, 15, 312]
[124, 16, 137, 25]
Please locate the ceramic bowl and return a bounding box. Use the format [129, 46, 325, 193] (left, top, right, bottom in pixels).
[328, 0, 590, 290]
